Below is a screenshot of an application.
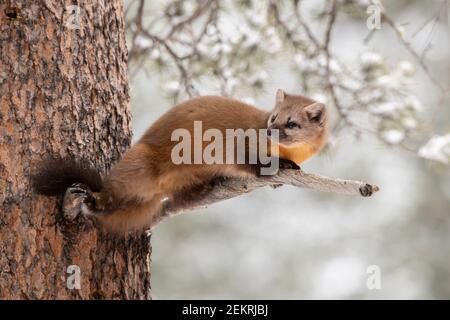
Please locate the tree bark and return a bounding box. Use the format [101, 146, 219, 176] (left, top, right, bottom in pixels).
[0, 0, 151, 299]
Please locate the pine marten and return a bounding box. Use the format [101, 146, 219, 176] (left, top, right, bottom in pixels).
[32, 89, 328, 233]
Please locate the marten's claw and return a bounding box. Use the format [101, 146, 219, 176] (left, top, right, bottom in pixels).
[278, 159, 301, 170]
[270, 183, 283, 189]
[63, 183, 95, 220]
[66, 183, 88, 196]
[210, 176, 228, 187]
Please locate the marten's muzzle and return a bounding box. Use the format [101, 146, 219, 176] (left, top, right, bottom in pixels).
[267, 126, 287, 140]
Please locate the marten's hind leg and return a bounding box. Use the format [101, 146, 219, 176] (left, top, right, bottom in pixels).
[62, 182, 114, 219]
[95, 197, 167, 233]
[64, 183, 170, 233]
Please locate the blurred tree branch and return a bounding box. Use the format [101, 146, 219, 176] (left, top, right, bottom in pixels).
[124, 0, 450, 165]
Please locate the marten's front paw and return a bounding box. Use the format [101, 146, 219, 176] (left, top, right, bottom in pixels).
[278, 159, 301, 170]
[63, 183, 95, 220]
[210, 176, 228, 187]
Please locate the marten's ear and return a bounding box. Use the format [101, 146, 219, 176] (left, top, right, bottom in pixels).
[276, 89, 286, 104]
[304, 103, 325, 125]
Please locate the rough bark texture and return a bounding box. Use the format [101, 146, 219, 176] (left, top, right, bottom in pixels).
[0, 0, 151, 299]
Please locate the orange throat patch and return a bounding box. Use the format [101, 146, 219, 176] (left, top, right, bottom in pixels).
[270, 141, 319, 164]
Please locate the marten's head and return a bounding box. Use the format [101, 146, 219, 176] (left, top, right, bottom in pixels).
[267, 89, 328, 153]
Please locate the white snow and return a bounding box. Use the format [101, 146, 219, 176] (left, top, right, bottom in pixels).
[360, 52, 383, 67]
[369, 101, 402, 115]
[402, 117, 417, 129]
[418, 134, 450, 164]
[398, 60, 415, 77]
[163, 80, 180, 93]
[135, 35, 153, 49]
[382, 129, 405, 144]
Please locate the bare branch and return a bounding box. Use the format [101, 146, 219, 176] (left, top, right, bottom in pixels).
[124, 0, 449, 164]
[166, 0, 215, 38]
[164, 169, 379, 219]
[323, 0, 337, 52]
[294, 1, 322, 49]
[382, 12, 445, 91]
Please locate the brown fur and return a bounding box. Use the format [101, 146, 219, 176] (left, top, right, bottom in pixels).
[90, 92, 328, 233]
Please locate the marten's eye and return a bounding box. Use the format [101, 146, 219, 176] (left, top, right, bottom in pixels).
[270, 114, 277, 123]
[286, 121, 299, 129]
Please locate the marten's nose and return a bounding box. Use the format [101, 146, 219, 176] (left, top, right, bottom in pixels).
[267, 127, 286, 139]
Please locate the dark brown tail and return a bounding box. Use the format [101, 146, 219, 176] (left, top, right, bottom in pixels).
[31, 157, 103, 196]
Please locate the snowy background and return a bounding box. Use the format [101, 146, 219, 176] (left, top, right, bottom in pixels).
[125, 0, 450, 299]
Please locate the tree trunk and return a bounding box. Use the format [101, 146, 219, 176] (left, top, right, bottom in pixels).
[0, 0, 151, 299]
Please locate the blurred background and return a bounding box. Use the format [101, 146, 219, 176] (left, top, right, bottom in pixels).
[124, 0, 450, 299]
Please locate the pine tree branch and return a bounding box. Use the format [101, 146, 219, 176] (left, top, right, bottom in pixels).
[163, 169, 379, 218]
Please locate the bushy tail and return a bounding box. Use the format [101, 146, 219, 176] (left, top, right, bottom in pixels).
[31, 157, 103, 196]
